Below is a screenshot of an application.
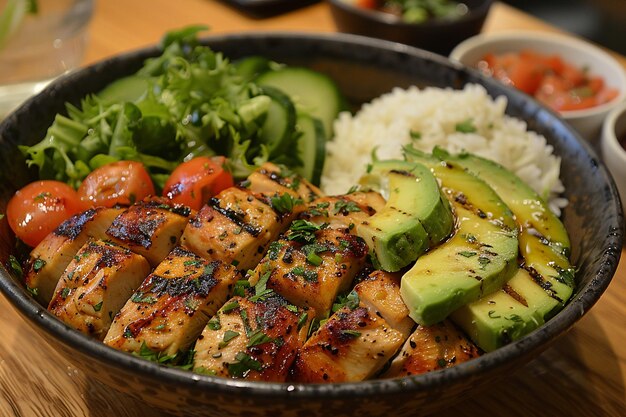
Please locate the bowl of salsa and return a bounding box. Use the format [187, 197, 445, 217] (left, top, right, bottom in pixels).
[450, 31, 626, 141]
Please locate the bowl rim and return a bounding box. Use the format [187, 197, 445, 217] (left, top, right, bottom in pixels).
[449, 30, 626, 119]
[327, 0, 493, 28]
[0, 30, 623, 399]
[602, 101, 626, 156]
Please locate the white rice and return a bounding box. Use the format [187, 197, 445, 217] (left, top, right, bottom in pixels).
[321, 84, 567, 214]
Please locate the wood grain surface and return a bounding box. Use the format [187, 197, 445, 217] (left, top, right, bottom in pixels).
[1, 1, 625, 416]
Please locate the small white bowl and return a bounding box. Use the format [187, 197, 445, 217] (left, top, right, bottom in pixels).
[450, 31, 626, 142]
[601, 102, 626, 211]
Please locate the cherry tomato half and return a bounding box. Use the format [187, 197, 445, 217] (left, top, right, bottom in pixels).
[162, 156, 234, 210]
[78, 161, 155, 208]
[7, 180, 85, 247]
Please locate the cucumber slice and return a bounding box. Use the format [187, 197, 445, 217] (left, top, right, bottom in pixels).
[294, 113, 325, 185]
[258, 86, 296, 157]
[235, 56, 273, 80]
[257, 67, 344, 138]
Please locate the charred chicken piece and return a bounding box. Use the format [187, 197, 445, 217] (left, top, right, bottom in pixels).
[24, 207, 123, 304]
[193, 291, 314, 381]
[48, 239, 150, 340]
[104, 246, 240, 357]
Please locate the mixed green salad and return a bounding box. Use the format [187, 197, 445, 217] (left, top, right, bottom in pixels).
[20, 25, 344, 190]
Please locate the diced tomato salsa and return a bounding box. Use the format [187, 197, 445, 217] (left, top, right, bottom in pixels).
[477, 49, 619, 112]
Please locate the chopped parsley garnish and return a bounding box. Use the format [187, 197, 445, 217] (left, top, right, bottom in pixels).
[131, 292, 157, 304]
[302, 242, 327, 266]
[291, 266, 318, 282]
[32, 258, 46, 272]
[233, 280, 251, 297]
[26, 286, 39, 297]
[270, 193, 302, 214]
[267, 241, 283, 261]
[60, 287, 70, 299]
[134, 342, 195, 370]
[227, 352, 263, 378]
[8, 255, 22, 278]
[333, 200, 361, 215]
[341, 329, 361, 338]
[221, 301, 240, 313]
[297, 312, 309, 330]
[287, 219, 325, 243]
[247, 330, 274, 347]
[219, 330, 240, 348]
[207, 315, 221, 330]
[183, 259, 203, 267]
[93, 301, 103, 312]
[332, 290, 360, 312]
[409, 130, 422, 140]
[455, 118, 477, 133]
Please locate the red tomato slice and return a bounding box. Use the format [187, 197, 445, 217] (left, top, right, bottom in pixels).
[162, 156, 234, 210]
[7, 180, 85, 247]
[78, 161, 155, 208]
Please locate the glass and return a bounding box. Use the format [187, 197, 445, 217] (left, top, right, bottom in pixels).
[0, 0, 94, 117]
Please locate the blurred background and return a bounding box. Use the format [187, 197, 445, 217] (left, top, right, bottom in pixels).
[503, 0, 626, 54]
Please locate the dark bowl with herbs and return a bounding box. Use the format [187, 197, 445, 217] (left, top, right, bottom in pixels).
[328, 0, 493, 55]
[0, 31, 622, 417]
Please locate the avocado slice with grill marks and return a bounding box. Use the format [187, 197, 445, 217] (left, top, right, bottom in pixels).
[356, 159, 454, 272]
[438, 150, 575, 351]
[401, 149, 519, 326]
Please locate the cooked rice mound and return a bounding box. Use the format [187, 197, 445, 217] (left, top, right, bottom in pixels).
[321, 84, 566, 214]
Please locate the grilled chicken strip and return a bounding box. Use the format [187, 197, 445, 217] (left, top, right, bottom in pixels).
[291, 303, 405, 383]
[48, 239, 151, 340]
[193, 292, 314, 381]
[298, 192, 386, 230]
[104, 246, 240, 356]
[247, 162, 322, 204]
[106, 198, 191, 267]
[181, 186, 298, 271]
[353, 270, 415, 338]
[23, 207, 123, 304]
[247, 225, 369, 318]
[381, 320, 481, 378]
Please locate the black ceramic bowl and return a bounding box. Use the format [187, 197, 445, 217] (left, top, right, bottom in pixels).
[0, 32, 622, 417]
[328, 0, 493, 55]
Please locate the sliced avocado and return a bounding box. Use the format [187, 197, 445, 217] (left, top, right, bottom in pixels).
[437, 150, 575, 351]
[401, 150, 519, 325]
[356, 159, 454, 272]
[451, 268, 559, 352]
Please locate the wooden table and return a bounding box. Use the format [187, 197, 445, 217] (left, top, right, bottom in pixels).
[1, 1, 625, 416]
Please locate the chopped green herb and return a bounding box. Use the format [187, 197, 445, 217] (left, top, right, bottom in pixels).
[131, 292, 157, 304]
[221, 301, 240, 313]
[437, 358, 447, 368]
[233, 280, 251, 297]
[333, 200, 362, 215]
[60, 287, 70, 299]
[409, 130, 422, 140]
[254, 270, 271, 295]
[183, 259, 203, 267]
[287, 219, 325, 243]
[332, 290, 360, 312]
[219, 330, 240, 348]
[194, 366, 217, 376]
[227, 352, 263, 378]
[247, 330, 274, 347]
[297, 312, 308, 330]
[270, 193, 302, 214]
[341, 329, 361, 338]
[8, 255, 22, 278]
[458, 251, 477, 258]
[455, 118, 477, 133]
[26, 286, 39, 297]
[207, 315, 221, 330]
[267, 241, 283, 261]
[32, 258, 46, 272]
[93, 301, 103, 312]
